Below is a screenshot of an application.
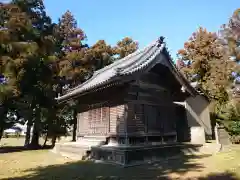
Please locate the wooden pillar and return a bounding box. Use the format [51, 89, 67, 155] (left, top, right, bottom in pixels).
[124, 104, 129, 145]
[108, 106, 111, 133]
[76, 113, 80, 137]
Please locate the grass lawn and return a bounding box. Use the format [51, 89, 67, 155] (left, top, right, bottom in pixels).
[1, 138, 240, 180]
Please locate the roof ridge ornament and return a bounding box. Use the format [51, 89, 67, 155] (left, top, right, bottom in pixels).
[157, 36, 165, 47]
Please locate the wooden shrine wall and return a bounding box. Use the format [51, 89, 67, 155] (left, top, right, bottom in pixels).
[76, 85, 127, 137]
[125, 71, 179, 136]
[76, 63, 187, 138]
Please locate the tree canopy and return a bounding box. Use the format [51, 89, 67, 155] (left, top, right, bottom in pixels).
[0, 1, 138, 146]
[177, 27, 234, 102]
[177, 10, 240, 141]
[1, 0, 240, 145]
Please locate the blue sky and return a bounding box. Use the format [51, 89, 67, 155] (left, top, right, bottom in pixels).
[44, 0, 238, 60]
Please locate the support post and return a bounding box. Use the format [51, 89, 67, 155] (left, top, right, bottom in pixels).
[124, 104, 129, 146]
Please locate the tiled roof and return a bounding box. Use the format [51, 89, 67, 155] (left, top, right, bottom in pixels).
[56, 37, 198, 102]
[56, 38, 166, 102]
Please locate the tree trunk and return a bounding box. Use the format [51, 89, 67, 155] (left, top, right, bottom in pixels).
[30, 107, 40, 148]
[51, 135, 57, 148]
[24, 104, 34, 147]
[72, 108, 77, 142]
[0, 127, 3, 142]
[30, 121, 40, 148]
[24, 123, 32, 146]
[0, 105, 7, 142]
[43, 131, 48, 147]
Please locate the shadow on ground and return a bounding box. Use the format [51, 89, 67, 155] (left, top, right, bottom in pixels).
[0, 145, 52, 154]
[2, 153, 239, 180]
[197, 172, 239, 180]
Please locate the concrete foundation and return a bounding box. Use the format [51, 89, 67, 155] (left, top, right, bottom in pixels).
[190, 126, 206, 144]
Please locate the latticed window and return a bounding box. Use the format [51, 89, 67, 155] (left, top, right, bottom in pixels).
[92, 109, 97, 132]
[87, 106, 110, 134]
[88, 109, 93, 129]
[102, 107, 109, 122]
[77, 113, 81, 133]
[96, 108, 101, 122]
[102, 107, 110, 133]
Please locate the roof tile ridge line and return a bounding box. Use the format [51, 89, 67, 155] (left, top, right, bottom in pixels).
[93, 48, 141, 74]
[64, 40, 158, 93]
[92, 39, 158, 76]
[115, 43, 157, 74]
[119, 45, 159, 74]
[115, 39, 160, 73]
[121, 40, 166, 74]
[123, 43, 166, 75]
[67, 50, 145, 93]
[57, 39, 162, 100]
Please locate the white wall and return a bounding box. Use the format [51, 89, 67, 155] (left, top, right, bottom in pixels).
[185, 95, 212, 144]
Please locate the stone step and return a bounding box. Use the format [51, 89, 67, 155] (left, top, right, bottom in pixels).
[180, 143, 222, 155]
[76, 138, 106, 147]
[77, 138, 106, 142]
[52, 142, 223, 163]
[77, 136, 107, 141]
[199, 143, 222, 154]
[51, 137, 107, 160]
[52, 142, 91, 160]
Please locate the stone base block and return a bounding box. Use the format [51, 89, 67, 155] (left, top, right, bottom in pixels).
[91, 143, 203, 167]
[52, 136, 107, 160]
[52, 142, 91, 160]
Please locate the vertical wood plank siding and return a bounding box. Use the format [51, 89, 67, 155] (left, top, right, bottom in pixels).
[77, 104, 125, 136]
[109, 105, 125, 134]
[126, 103, 176, 135]
[76, 66, 185, 138]
[127, 103, 145, 133]
[76, 85, 127, 137]
[125, 71, 179, 136]
[116, 105, 125, 134]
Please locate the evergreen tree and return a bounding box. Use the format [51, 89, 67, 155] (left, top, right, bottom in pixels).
[55, 10, 89, 142]
[219, 9, 240, 100]
[87, 40, 114, 70]
[113, 37, 138, 59]
[6, 0, 58, 147]
[56, 10, 89, 87]
[219, 9, 240, 63]
[216, 9, 240, 140]
[0, 2, 30, 140]
[0, 2, 139, 144]
[177, 27, 234, 103]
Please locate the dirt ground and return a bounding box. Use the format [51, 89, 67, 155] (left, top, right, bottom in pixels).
[0, 138, 240, 180]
